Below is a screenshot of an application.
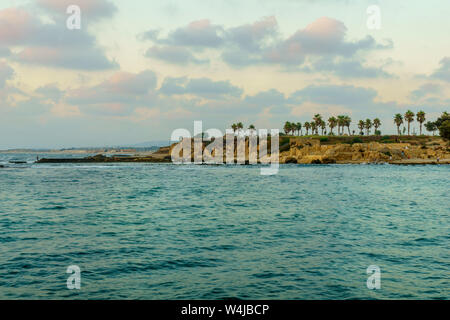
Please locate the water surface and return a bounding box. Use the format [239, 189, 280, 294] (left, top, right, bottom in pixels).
[0, 153, 448, 299]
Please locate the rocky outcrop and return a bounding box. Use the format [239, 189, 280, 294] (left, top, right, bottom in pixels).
[279, 138, 450, 164]
[36, 153, 171, 163]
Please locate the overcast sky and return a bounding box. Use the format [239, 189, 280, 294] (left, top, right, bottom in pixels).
[0, 0, 449, 148]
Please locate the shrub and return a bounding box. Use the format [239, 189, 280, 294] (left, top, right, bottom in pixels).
[439, 120, 450, 140]
[280, 137, 290, 146]
[351, 137, 363, 144]
[279, 143, 291, 152]
[320, 137, 329, 142]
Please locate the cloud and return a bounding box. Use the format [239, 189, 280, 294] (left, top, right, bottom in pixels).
[17, 46, 118, 70]
[430, 57, 450, 82]
[0, 61, 14, 88]
[145, 46, 208, 65]
[36, 84, 64, 101]
[312, 57, 393, 78]
[226, 16, 278, 53]
[142, 16, 393, 76]
[160, 77, 243, 98]
[244, 89, 290, 114]
[66, 70, 157, 115]
[139, 29, 160, 41]
[163, 19, 225, 48]
[410, 83, 443, 100]
[0, 6, 117, 70]
[289, 84, 378, 107]
[0, 46, 11, 57]
[244, 89, 286, 107]
[50, 103, 82, 118]
[262, 18, 391, 67]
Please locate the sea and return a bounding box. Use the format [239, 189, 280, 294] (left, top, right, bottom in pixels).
[0, 153, 448, 299]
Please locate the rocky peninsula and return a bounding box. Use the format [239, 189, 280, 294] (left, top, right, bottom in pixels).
[34, 136, 450, 165]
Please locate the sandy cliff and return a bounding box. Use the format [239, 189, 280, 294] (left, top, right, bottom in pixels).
[279, 137, 450, 164]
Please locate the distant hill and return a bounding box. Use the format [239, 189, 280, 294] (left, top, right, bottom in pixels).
[130, 140, 171, 148]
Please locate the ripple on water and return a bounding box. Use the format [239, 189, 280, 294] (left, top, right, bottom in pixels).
[0, 157, 449, 299]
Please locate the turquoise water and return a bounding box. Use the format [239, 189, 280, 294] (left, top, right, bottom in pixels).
[0, 154, 449, 299]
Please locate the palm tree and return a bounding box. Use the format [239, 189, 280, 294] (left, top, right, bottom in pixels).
[320, 120, 326, 135]
[337, 115, 346, 135]
[310, 122, 317, 135]
[284, 121, 292, 135]
[296, 122, 303, 136]
[416, 111, 426, 135]
[394, 114, 403, 135]
[404, 110, 414, 135]
[231, 123, 237, 134]
[358, 120, 365, 135]
[365, 119, 372, 135]
[373, 118, 381, 134]
[304, 122, 311, 135]
[237, 122, 244, 135]
[344, 116, 352, 135]
[328, 116, 337, 135]
[291, 122, 299, 136]
[313, 114, 322, 135]
[248, 124, 256, 135]
[293, 122, 299, 136]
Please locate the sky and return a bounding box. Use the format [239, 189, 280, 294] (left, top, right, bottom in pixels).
[0, 0, 449, 149]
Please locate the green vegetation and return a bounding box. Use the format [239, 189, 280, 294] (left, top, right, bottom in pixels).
[416, 111, 426, 135]
[439, 120, 450, 140]
[424, 112, 450, 139]
[394, 113, 403, 135]
[425, 121, 438, 135]
[351, 137, 363, 144]
[404, 110, 415, 135]
[227, 111, 448, 141]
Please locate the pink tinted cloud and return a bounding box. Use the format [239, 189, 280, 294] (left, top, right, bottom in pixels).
[0, 4, 117, 70]
[0, 8, 36, 44]
[302, 17, 347, 42]
[66, 70, 158, 114]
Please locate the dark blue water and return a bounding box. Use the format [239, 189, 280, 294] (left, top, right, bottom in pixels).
[0, 154, 449, 299]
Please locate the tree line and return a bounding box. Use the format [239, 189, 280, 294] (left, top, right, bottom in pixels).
[230, 111, 449, 139]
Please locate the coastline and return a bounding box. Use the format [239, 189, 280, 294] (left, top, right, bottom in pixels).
[32, 135, 450, 165]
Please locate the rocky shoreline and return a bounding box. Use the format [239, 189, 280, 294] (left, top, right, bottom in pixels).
[34, 136, 450, 165]
[278, 137, 450, 164]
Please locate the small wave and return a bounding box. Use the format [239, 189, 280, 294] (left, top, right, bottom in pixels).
[37, 205, 67, 210]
